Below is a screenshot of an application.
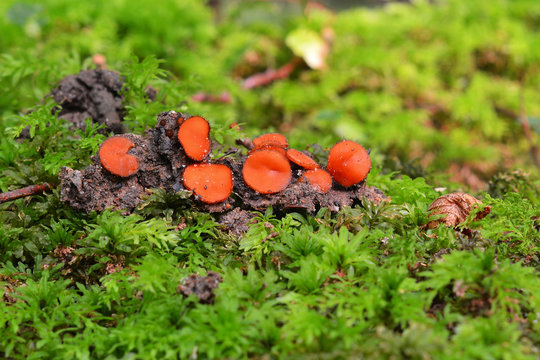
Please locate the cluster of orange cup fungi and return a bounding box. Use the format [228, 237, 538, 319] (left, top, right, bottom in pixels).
[98, 116, 371, 204]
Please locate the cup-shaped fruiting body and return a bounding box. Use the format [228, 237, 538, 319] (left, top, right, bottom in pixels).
[248, 144, 287, 156]
[183, 163, 233, 204]
[301, 168, 332, 193]
[242, 149, 291, 194]
[99, 136, 139, 177]
[178, 116, 211, 161]
[252, 133, 289, 149]
[286, 148, 320, 170]
[327, 140, 371, 187]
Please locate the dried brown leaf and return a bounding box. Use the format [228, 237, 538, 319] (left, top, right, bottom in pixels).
[427, 192, 491, 229]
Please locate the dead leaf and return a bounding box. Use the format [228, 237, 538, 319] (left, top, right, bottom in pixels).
[427, 192, 491, 229]
[285, 28, 329, 70]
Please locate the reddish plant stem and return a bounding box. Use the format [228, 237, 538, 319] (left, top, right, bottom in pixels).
[0, 183, 54, 204]
[242, 57, 301, 89]
[235, 138, 255, 150]
[191, 91, 231, 104]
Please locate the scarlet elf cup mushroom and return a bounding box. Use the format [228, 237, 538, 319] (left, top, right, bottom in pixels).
[178, 116, 211, 161]
[252, 133, 289, 149]
[99, 136, 139, 177]
[327, 140, 371, 187]
[242, 149, 292, 194]
[183, 163, 233, 204]
[301, 168, 332, 193]
[286, 148, 320, 170]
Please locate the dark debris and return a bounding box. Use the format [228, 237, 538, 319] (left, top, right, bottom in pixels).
[51, 69, 126, 133]
[177, 271, 223, 304]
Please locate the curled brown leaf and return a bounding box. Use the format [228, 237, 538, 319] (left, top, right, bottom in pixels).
[427, 192, 491, 229]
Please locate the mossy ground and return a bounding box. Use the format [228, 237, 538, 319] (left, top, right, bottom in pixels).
[1, 0, 539, 359]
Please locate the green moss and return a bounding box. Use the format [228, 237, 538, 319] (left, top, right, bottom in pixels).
[1, 0, 539, 358]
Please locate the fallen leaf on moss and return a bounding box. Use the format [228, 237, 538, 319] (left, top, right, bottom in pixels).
[427, 192, 491, 229]
[285, 28, 329, 70]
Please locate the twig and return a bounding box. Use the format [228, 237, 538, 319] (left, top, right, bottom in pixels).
[235, 138, 254, 150]
[242, 57, 301, 89]
[519, 74, 540, 169]
[0, 183, 54, 204]
[191, 91, 231, 104]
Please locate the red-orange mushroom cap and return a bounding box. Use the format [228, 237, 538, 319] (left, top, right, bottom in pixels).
[99, 136, 139, 177]
[286, 148, 320, 170]
[252, 133, 289, 149]
[249, 144, 287, 157]
[178, 116, 211, 161]
[327, 140, 371, 187]
[183, 163, 233, 204]
[242, 150, 292, 194]
[301, 168, 332, 193]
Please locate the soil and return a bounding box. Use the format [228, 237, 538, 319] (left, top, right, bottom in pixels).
[60, 111, 187, 213]
[18, 69, 157, 138]
[177, 271, 223, 304]
[51, 69, 127, 133]
[218, 208, 256, 236]
[60, 110, 386, 231]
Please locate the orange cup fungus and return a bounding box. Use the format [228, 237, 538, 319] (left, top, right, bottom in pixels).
[183, 163, 233, 204]
[252, 133, 289, 149]
[242, 149, 291, 194]
[286, 148, 320, 170]
[178, 116, 211, 161]
[301, 168, 332, 193]
[99, 136, 139, 177]
[327, 140, 371, 187]
[249, 144, 287, 156]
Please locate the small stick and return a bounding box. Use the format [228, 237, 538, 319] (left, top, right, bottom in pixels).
[242, 57, 301, 89]
[235, 138, 255, 150]
[191, 91, 231, 104]
[0, 183, 54, 204]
